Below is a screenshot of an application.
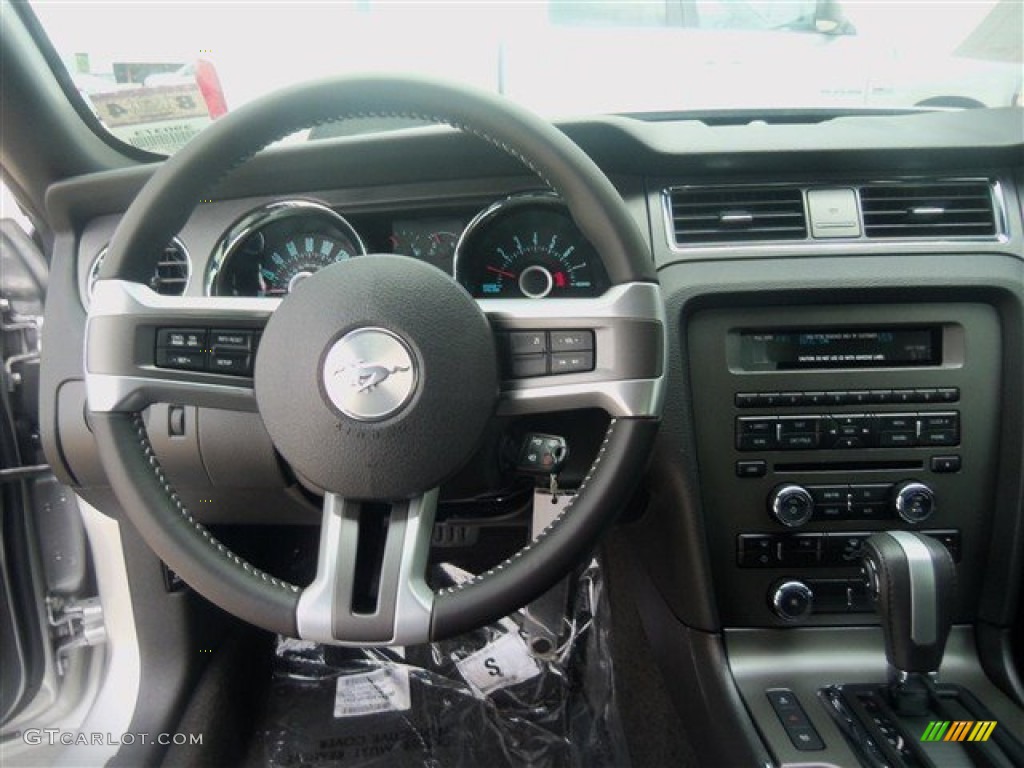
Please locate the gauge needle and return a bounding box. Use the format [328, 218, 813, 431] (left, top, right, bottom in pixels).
[486, 266, 516, 279]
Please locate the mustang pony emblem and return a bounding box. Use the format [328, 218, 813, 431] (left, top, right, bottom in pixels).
[335, 361, 411, 392]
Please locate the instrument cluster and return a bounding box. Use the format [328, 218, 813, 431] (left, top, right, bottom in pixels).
[206, 193, 608, 299]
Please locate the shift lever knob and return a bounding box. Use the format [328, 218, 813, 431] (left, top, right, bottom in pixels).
[862, 531, 956, 676]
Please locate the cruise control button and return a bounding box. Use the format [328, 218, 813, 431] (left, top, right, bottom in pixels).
[157, 328, 206, 349]
[549, 330, 594, 352]
[156, 349, 206, 371]
[550, 351, 594, 374]
[207, 353, 252, 376]
[210, 329, 252, 349]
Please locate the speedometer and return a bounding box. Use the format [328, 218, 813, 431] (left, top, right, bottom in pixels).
[207, 200, 366, 297]
[454, 193, 608, 299]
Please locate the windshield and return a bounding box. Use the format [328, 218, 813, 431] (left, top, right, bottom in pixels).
[29, 0, 1023, 155]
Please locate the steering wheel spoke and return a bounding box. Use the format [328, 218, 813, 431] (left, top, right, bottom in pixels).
[297, 490, 437, 646]
[86, 279, 276, 413]
[483, 282, 666, 418]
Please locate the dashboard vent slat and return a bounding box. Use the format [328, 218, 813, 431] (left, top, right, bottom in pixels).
[88, 239, 191, 303]
[668, 187, 807, 245]
[860, 182, 996, 239]
[151, 242, 190, 295]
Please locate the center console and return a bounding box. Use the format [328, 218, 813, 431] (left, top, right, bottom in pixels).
[688, 302, 1002, 628]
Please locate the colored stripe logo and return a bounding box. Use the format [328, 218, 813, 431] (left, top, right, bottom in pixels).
[921, 721, 997, 742]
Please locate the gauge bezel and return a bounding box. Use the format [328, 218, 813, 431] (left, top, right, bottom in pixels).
[204, 199, 367, 297]
[86, 236, 190, 306]
[453, 190, 606, 299]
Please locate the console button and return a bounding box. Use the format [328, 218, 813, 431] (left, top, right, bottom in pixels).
[736, 460, 767, 478]
[787, 726, 825, 751]
[919, 430, 958, 447]
[737, 417, 777, 435]
[755, 392, 781, 407]
[738, 535, 778, 567]
[550, 351, 594, 374]
[779, 392, 803, 407]
[766, 689, 801, 711]
[930, 455, 961, 473]
[771, 580, 814, 621]
[737, 434, 775, 451]
[869, 389, 894, 404]
[803, 392, 827, 406]
[809, 485, 848, 505]
[923, 529, 961, 562]
[823, 533, 869, 566]
[850, 484, 891, 504]
[780, 534, 821, 565]
[156, 349, 206, 371]
[914, 389, 939, 403]
[877, 414, 916, 432]
[779, 433, 819, 450]
[847, 390, 871, 406]
[879, 431, 917, 448]
[814, 504, 847, 520]
[892, 389, 917, 404]
[936, 387, 960, 403]
[549, 330, 593, 352]
[920, 412, 958, 431]
[735, 392, 759, 408]
[769, 485, 814, 527]
[850, 502, 889, 519]
[824, 391, 849, 406]
[778, 417, 819, 434]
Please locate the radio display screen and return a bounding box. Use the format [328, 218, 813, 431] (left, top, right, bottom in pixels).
[738, 327, 942, 370]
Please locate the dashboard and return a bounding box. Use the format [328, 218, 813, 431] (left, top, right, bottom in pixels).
[38, 106, 1024, 767]
[79, 190, 609, 304]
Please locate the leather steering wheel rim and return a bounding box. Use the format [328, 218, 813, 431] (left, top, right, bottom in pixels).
[88, 75, 663, 643]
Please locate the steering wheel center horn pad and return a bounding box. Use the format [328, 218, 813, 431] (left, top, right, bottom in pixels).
[255, 255, 498, 499]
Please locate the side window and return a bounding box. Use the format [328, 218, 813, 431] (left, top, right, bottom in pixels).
[695, 0, 818, 31]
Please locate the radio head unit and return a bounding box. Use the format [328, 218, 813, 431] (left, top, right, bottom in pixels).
[737, 326, 942, 371]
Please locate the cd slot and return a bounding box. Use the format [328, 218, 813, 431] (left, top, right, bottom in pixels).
[775, 460, 922, 473]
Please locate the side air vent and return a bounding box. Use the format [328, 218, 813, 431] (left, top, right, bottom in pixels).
[88, 239, 191, 301]
[859, 181, 997, 239]
[667, 186, 807, 245]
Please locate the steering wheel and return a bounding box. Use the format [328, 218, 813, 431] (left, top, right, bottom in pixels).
[85, 75, 665, 645]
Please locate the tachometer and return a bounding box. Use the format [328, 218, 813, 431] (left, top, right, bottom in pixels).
[207, 200, 365, 297]
[454, 193, 607, 299]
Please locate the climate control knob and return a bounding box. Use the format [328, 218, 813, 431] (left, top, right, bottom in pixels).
[892, 481, 936, 524]
[771, 580, 814, 622]
[769, 484, 814, 527]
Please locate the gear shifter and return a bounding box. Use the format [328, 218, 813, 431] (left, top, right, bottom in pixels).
[862, 531, 956, 715]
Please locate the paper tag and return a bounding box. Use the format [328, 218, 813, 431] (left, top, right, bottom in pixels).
[333, 666, 411, 718]
[532, 489, 574, 538]
[456, 631, 542, 695]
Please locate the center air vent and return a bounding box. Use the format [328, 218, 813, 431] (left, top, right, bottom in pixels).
[859, 181, 996, 239]
[667, 186, 807, 245]
[88, 239, 191, 301]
